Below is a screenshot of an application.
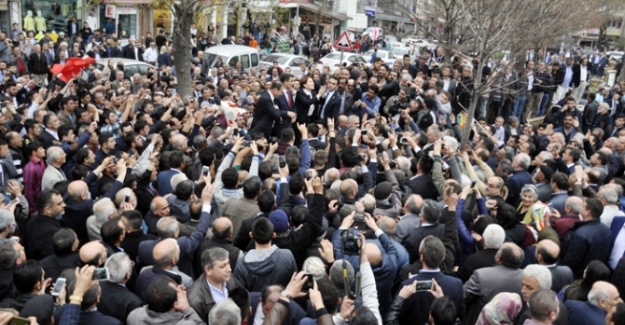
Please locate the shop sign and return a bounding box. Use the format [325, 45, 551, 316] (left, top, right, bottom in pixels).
[105, 4, 116, 18]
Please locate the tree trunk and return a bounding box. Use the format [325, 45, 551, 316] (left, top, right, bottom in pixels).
[460, 56, 485, 150]
[173, 2, 194, 99]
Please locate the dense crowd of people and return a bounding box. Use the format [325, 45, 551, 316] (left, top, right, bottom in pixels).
[2, 20, 625, 325]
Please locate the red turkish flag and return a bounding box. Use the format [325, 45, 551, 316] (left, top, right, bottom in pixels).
[50, 57, 96, 82]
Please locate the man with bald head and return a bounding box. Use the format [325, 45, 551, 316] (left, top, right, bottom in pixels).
[135, 238, 192, 303]
[137, 183, 214, 279]
[64, 173, 122, 244]
[551, 196, 584, 241]
[194, 217, 241, 277]
[79, 240, 108, 267]
[535, 239, 574, 292]
[395, 194, 424, 243]
[145, 196, 170, 235]
[566, 281, 623, 325]
[464, 242, 525, 325]
[339, 179, 359, 205]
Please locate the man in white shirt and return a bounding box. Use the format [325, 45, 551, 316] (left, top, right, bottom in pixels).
[143, 42, 158, 65]
[572, 57, 589, 104]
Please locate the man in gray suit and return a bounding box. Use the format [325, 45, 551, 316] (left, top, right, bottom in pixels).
[463, 242, 524, 325]
[394, 194, 423, 243]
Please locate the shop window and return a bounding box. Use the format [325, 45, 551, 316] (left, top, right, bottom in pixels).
[22, 0, 82, 34]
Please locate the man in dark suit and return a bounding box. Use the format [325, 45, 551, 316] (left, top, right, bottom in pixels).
[565, 281, 619, 325]
[65, 179, 122, 245]
[155, 151, 185, 196]
[193, 217, 241, 278]
[535, 239, 574, 292]
[122, 38, 144, 61]
[27, 44, 49, 80]
[67, 16, 79, 40]
[273, 73, 297, 138]
[403, 199, 445, 264]
[98, 253, 142, 323]
[109, 40, 123, 58]
[561, 197, 611, 278]
[318, 76, 342, 120]
[24, 189, 64, 260]
[505, 153, 533, 207]
[39, 228, 80, 281]
[137, 185, 213, 278]
[397, 236, 464, 325]
[249, 81, 283, 139]
[455, 224, 503, 282]
[120, 210, 158, 262]
[408, 155, 438, 201]
[463, 243, 524, 325]
[67, 280, 122, 325]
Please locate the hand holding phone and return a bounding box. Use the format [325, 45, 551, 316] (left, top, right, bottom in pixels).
[51, 277, 66, 296]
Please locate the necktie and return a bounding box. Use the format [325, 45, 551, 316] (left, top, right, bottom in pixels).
[287, 91, 293, 109]
[339, 92, 346, 115]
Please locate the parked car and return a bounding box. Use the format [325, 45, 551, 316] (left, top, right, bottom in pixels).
[607, 51, 624, 61]
[95, 58, 155, 80]
[203, 45, 261, 73]
[258, 53, 311, 77]
[318, 52, 369, 73]
[362, 49, 396, 66]
[391, 47, 417, 64]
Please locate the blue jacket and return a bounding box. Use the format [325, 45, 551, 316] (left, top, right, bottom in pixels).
[561, 219, 612, 278]
[332, 229, 399, 315]
[565, 300, 606, 325]
[156, 168, 183, 196]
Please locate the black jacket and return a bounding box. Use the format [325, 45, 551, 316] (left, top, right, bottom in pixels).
[97, 280, 142, 324]
[40, 253, 80, 281]
[24, 215, 61, 260]
[121, 231, 158, 263]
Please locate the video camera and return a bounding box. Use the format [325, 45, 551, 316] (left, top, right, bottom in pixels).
[341, 228, 361, 256]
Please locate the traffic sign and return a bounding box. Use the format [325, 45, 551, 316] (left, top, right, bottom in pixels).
[333, 31, 353, 52]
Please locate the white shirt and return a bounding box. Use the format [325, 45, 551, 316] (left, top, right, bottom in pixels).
[580, 66, 588, 82]
[143, 47, 157, 62]
[611, 224, 625, 269]
[527, 72, 534, 91]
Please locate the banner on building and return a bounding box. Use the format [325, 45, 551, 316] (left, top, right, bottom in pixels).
[364, 0, 376, 17]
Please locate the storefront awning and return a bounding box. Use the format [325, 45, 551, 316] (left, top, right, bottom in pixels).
[279, 2, 351, 21]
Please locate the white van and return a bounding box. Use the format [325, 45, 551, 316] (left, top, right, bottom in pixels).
[203, 45, 261, 73]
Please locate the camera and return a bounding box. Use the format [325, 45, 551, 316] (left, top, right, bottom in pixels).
[305, 170, 314, 180]
[341, 228, 361, 255]
[354, 213, 367, 229]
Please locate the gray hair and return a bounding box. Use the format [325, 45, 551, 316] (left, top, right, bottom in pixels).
[46, 146, 64, 165]
[515, 153, 531, 170]
[421, 199, 441, 224]
[201, 247, 230, 269]
[427, 125, 441, 140]
[105, 252, 133, 283]
[0, 209, 15, 233]
[523, 264, 552, 290]
[0, 238, 19, 269]
[483, 224, 505, 249]
[520, 184, 539, 200]
[170, 173, 189, 192]
[302, 256, 326, 280]
[443, 136, 458, 152]
[599, 187, 619, 205]
[588, 283, 610, 307]
[538, 151, 554, 161]
[329, 259, 354, 291]
[208, 299, 241, 325]
[324, 168, 340, 185]
[406, 194, 422, 215]
[565, 197, 583, 214]
[156, 217, 179, 238]
[359, 194, 376, 213]
[93, 198, 117, 223]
